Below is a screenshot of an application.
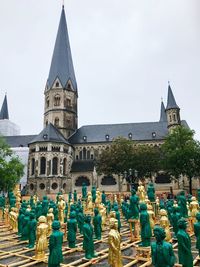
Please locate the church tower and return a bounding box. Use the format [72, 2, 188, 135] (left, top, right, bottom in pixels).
[166, 83, 181, 131]
[44, 6, 78, 139]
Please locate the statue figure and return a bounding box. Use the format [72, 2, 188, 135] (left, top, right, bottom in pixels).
[67, 211, 77, 248]
[77, 207, 84, 234]
[108, 218, 122, 267]
[28, 213, 37, 248]
[58, 195, 66, 224]
[18, 208, 25, 235]
[21, 210, 30, 240]
[147, 182, 155, 202]
[73, 190, 77, 202]
[159, 209, 171, 242]
[47, 208, 55, 236]
[129, 189, 139, 219]
[93, 208, 102, 240]
[151, 226, 176, 267]
[91, 186, 96, 203]
[194, 212, 200, 257]
[139, 203, 152, 247]
[99, 203, 107, 230]
[35, 216, 48, 260]
[36, 201, 43, 219]
[42, 196, 49, 216]
[95, 189, 101, 208]
[101, 191, 106, 205]
[9, 207, 18, 232]
[147, 203, 155, 233]
[137, 180, 146, 203]
[33, 195, 38, 205]
[114, 205, 121, 232]
[83, 215, 97, 259]
[171, 206, 181, 238]
[178, 191, 188, 218]
[48, 220, 63, 267]
[82, 182, 87, 200]
[87, 192, 93, 213]
[189, 196, 199, 225]
[177, 218, 193, 267]
[15, 189, 21, 209]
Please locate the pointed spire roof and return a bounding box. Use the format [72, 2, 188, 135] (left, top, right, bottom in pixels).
[0, 94, 9, 120]
[47, 6, 77, 91]
[29, 123, 69, 145]
[159, 100, 167, 122]
[166, 84, 179, 110]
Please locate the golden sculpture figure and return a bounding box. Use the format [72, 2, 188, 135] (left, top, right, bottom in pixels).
[33, 195, 38, 205]
[58, 195, 66, 224]
[189, 196, 199, 229]
[159, 209, 171, 242]
[15, 189, 21, 209]
[35, 216, 48, 260]
[4, 206, 9, 225]
[99, 203, 107, 230]
[147, 203, 155, 233]
[108, 218, 123, 267]
[87, 192, 93, 213]
[47, 208, 54, 236]
[95, 189, 101, 208]
[137, 180, 146, 203]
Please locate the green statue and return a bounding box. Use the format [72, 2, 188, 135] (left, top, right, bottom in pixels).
[171, 206, 181, 238]
[73, 190, 77, 202]
[83, 215, 97, 259]
[48, 220, 63, 267]
[36, 201, 43, 219]
[194, 212, 200, 256]
[21, 210, 30, 240]
[82, 182, 87, 200]
[178, 191, 188, 218]
[101, 191, 106, 205]
[28, 213, 37, 248]
[67, 211, 77, 248]
[139, 203, 152, 247]
[42, 196, 49, 216]
[147, 182, 155, 202]
[151, 226, 176, 267]
[64, 203, 68, 223]
[68, 192, 72, 203]
[177, 218, 193, 267]
[114, 205, 121, 232]
[91, 186, 96, 203]
[77, 207, 84, 234]
[129, 189, 139, 219]
[93, 208, 102, 240]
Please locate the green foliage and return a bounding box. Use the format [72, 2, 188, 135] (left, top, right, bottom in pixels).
[0, 136, 24, 192]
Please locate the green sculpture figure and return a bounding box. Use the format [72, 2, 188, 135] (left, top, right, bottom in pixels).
[151, 226, 176, 267]
[42, 196, 49, 216]
[139, 203, 152, 247]
[53, 206, 59, 221]
[21, 210, 30, 240]
[178, 191, 188, 218]
[28, 213, 37, 248]
[18, 208, 25, 236]
[114, 205, 121, 232]
[129, 189, 139, 219]
[82, 182, 87, 201]
[83, 215, 97, 259]
[93, 208, 102, 240]
[147, 182, 155, 202]
[177, 218, 193, 267]
[68, 192, 72, 203]
[77, 207, 84, 234]
[101, 190, 106, 205]
[67, 211, 77, 248]
[64, 203, 68, 223]
[36, 201, 43, 219]
[73, 190, 77, 202]
[171, 206, 181, 238]
[48, 220, 63, 267]
[106, 200, 111, 215]
[91, 186, 96, 203]
[194, 212, 200, 256]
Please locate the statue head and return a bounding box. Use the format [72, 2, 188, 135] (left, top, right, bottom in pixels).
[25, 210, 30, 216]
[131, 189, 136, 195]
[160, 209, 167, 216]
[180, 191, 185, 196]
[114, 206, 118, 212]
[191, 196, 196, 201]
[94, 208, 99, 215]
[110, 218, 118, 230]
[70, 211, 76, 219]
[153, 226, 166, 242]
[74, 190, 76, 193]
[110, 210, 116, 219]
[38, 215, 47, 224]
[48, 208, 53, 213]
[196, 212, 200, 222]
[178, 218, 187, 230]
[30, 212, 35, 220]
[52, 220, 61, 230]
[85, 215, 91, 224]
[140, 203, 147, 211]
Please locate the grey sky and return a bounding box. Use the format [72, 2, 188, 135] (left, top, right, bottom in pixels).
[0, 1, 199, 140]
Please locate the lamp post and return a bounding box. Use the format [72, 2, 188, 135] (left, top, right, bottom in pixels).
[123, 168, 138, 191]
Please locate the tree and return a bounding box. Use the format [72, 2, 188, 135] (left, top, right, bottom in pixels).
[0, 136, 24, 192]
[161, 126, 200, 194]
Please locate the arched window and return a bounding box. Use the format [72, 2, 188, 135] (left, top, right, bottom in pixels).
[75, 176, 90, 186]
[87, 150, 90, 159]
[31, 158, 35, 175]
[83, 147, 86, 160]
[54, 94, 60, 106]
[40, 157, 46, 175]
[101, 175, 117, 185]
[54, 117, 59, 127]
[46, 97, 49, 108]
[52, 157, 58, 175]
[46, 120, 48, 126]
[63, 158, 67, 175]
[79, 151, 83, 160]
[173, 113, 176, 121]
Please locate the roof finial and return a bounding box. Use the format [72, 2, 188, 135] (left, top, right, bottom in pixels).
[168, 80, 170, 86]
[161, 97, 163, 102]
[62, 0, 65, 8]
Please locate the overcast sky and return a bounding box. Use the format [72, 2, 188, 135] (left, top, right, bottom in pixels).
[0, 0, 199, 140]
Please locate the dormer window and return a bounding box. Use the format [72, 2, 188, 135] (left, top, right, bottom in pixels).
[83, 136, 87, 142]
[152, 132, 156, 138]
[128, 133, 132, 140]
[54, 94, 60, 106]
[56, 82, 59, 87]
[105, 134, 109, 141]
[54, 117, 59, 127]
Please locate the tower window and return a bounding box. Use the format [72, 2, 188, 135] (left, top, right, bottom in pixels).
[63, 158, 67, 175]
[54, 94, 60, 106]
[56, 82, 59, 87]
[83, 147, 86, 160]
[173, 113, 176, 121]
[40, 157, 46, 175]
[52, 157, 58, 175]
[31, 158, 35, 175]
[169, 115, 172, 122]
[66, 98, 71, 107]
[54, 117, 59, 127]
[46, 98, 50, 108]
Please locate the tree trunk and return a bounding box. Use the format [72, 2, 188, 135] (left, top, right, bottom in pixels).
[189, 176, 192, 195]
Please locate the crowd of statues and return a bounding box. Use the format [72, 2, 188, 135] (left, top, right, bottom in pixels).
[1, 182, 200, 267]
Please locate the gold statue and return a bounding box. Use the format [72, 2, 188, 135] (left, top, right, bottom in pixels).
[95, 189, 101, 208]
[159, 209, 171, 242]
[35, 216, 48, 260]
[33, 195, 38, 205]
[147, 203, 155, 233]
[86, 192, 93, 213]
[47, 208, 54, 236]
[99, 203, 107, 230]
[58, 195, 66, 224]
[189, 196, 199, 227]
[137, 180, 146, 203]
[108, 218, 122, 267]
[15, 189, 21, 209]
[9, 207, 18, 232]
[4, 206, 9, 225]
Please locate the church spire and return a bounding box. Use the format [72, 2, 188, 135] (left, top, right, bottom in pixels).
[166, 83, 179, 110]
[159, 99, 167, 122]
[0, 94, 9, 120]
[47, 6, 77, 91]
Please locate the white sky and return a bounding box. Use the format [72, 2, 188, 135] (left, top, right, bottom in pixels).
[0, 0, 199, 140]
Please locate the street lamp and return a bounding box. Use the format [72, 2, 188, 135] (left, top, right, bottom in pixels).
[123, 168, 138, 191]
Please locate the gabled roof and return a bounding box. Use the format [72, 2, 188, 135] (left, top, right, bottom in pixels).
[29, 123, 69, 145]
[159, 101, 167, 122]
[5, 135, 36, 148]
[0, 95, 9, 120]
[47, 6, 77, 91]
[166, 84, 179, 110]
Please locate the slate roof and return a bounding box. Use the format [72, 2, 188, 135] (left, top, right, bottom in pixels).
[71, 160, 94, 172]
[4, 135, 36, 148]
[159, 101, 167, 122]
[166, 85, 179, 110]
[0, 95, 9, 120]
[29, 123, 69, 145]
[47, 6, 77, 91]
